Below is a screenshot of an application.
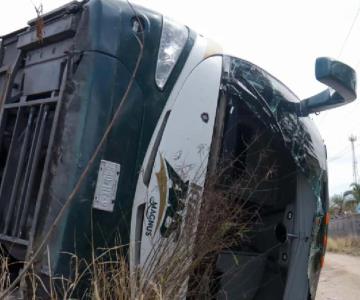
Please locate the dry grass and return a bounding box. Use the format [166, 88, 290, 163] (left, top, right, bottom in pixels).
[0, 163, 273, 299]
[0, 253, 11, 293]
[327, 236, 360, 256]
[0, 135, 277, 299]
[0, 182, 257, 299]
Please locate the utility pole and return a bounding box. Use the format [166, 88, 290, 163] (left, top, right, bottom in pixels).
[349, 135, 358, 184]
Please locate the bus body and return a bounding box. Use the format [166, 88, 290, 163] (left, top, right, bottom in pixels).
[0, 0, 356, 298]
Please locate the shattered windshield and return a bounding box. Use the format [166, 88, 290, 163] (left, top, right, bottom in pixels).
[226, 56, 327, 299]
[229, 58, 300, 113]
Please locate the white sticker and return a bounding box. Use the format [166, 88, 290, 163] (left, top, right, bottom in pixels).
[93, 160, 120, 212]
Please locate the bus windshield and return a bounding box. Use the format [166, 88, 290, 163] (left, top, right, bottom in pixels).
[231, 58, 300, 112]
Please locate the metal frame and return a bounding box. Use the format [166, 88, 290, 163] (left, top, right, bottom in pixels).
[0, 49, 68, 253]
[26, 61, 69, 255]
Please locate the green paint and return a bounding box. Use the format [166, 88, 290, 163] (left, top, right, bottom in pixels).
[31, 0, 194, 278]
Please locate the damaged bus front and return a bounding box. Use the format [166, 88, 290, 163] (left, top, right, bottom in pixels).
[0, 0, 356, 298]
[130, 53, 356, 299]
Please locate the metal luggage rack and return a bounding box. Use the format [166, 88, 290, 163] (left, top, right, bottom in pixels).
[0, 5, 78, 253]
[0, 59, 66, 250]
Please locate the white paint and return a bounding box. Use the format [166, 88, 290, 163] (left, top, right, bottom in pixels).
[129, 34, 214, 269]
[129, 55, 222, 272]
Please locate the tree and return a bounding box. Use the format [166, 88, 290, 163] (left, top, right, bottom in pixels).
[343, 183, 360, 213]
[330, 194, 345, 215]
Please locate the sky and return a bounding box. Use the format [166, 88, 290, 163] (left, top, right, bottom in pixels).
[1, 0, 360, 196]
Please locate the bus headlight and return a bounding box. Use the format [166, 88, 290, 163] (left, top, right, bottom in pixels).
[155, 17, 188, 90]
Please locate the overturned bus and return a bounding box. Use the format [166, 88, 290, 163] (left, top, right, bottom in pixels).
[0, 0, 357, 298]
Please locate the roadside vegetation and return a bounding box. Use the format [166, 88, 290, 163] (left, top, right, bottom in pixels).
[327, 236, 360, 256]
[329, 183, 360, 216]
[327, 183, 360, 257]
[0, 144, 277, 299]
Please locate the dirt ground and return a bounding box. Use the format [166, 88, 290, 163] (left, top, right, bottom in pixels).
[316, 252, 360, 300]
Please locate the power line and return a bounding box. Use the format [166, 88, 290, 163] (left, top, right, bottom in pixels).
[327, 142, 360, 162]
[338, 2, 360, 58]
[328, 148, 350, 162]
[315, 1, 360, 125]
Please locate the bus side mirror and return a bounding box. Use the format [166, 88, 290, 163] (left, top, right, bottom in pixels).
[297, 57, 357, 116]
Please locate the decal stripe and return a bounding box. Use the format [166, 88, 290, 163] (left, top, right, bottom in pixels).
[143, 111, 171, 186]
[155, 155, 168, 233]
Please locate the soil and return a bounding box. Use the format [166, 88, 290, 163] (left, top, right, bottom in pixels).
[316, 252, 360, 300]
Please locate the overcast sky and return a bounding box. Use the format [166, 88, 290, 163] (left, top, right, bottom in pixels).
[1, 0, 360, 196]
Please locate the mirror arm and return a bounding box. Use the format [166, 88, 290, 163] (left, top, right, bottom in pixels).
[300, 89, 346, 116]
[284, 57, 356, 117]
[288, 89, 351, 117]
